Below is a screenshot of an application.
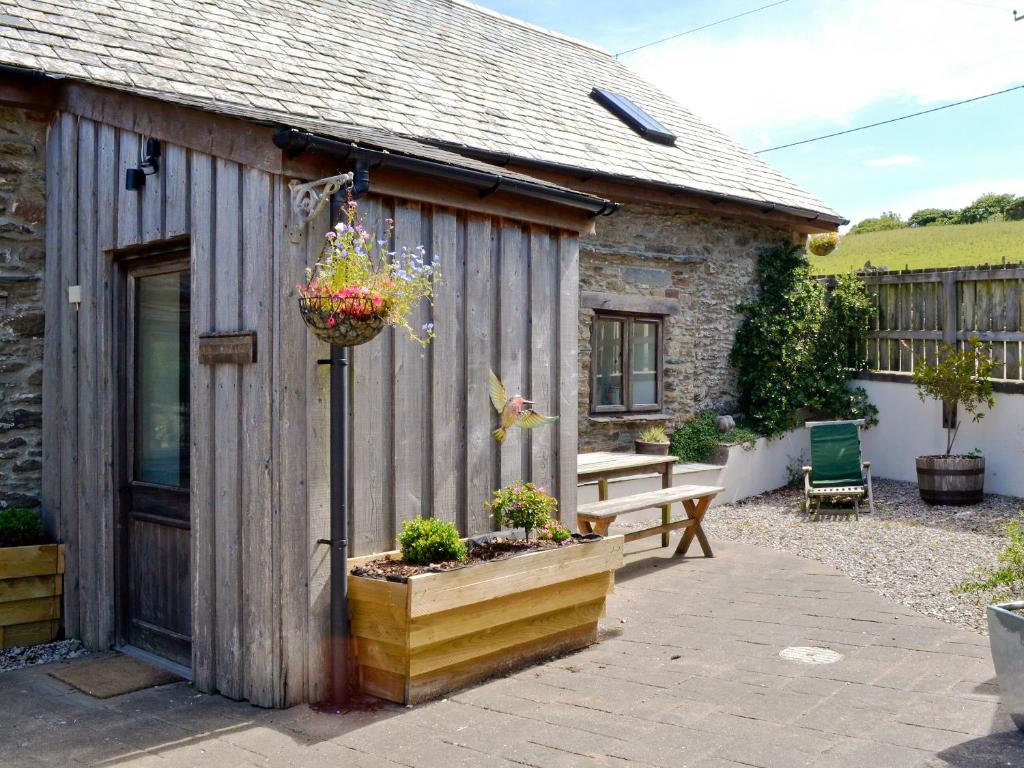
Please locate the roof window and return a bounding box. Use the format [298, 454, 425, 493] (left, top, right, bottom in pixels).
[590, 88, 676, 146]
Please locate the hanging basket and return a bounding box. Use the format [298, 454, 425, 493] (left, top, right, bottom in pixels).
[298, 296, 388, 347]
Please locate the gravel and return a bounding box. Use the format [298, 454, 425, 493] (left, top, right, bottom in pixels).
[0, 639, 88, 673]
[697, 479, 1023, 634]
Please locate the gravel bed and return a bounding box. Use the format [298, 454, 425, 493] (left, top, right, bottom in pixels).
[701, 479, 1022, 634]
[0, 639, 88, 673]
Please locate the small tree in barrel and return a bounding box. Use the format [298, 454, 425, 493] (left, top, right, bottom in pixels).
[912, 336, 996, 455]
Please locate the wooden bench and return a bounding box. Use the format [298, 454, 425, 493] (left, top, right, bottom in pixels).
[576, 484, 723, 557]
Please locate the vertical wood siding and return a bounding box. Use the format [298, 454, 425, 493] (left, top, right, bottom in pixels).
[43, 114, 580, 708]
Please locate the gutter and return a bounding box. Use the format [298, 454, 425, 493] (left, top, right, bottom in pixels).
[273, 128, 619, 217]
[415, 137, 849, 227]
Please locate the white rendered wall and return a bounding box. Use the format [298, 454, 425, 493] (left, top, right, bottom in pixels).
[857, 379, 1024, 498]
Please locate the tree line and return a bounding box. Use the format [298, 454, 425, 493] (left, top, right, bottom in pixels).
[850, 193, 1024, 235]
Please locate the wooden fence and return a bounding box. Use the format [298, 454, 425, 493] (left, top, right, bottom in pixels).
[847, 265, 1024, 390]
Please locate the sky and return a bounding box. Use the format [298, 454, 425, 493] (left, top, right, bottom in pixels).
[477, 0, 1024, 227]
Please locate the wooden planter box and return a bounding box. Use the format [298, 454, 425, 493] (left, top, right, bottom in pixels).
[347, 535, 623, 704]
[0, 544, 64, 649]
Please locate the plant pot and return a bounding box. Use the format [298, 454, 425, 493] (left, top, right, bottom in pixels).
[915, 455, 984, 505]
[635, 440, 669, 456]
[298, 296, 387, 347]
[347, 535, 623, 704]
[0, 543, 64, 649]
[988, 602, 1024, 731]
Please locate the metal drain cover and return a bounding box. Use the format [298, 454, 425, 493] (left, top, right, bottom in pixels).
[779, 646, 843, 664]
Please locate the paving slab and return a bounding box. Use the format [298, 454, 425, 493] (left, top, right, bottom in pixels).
[0, 539, 1022, 767]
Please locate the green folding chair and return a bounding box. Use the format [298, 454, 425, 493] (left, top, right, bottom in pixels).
[802, 420, 874, 521]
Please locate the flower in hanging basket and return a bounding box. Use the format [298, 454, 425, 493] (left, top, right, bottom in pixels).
[297, 200, 440, 347]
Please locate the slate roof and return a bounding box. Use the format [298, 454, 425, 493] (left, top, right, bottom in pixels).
[0, 0, 842, 223]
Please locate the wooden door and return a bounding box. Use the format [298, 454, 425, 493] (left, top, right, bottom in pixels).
[118, 256, 192, 668]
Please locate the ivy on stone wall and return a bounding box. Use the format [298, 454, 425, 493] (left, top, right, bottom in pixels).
[729, 243, 877, 436]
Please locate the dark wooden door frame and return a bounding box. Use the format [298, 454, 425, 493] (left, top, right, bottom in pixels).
[111, 243, 191, 669]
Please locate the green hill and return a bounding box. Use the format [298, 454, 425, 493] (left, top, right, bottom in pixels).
[809, 219, 1024, 275]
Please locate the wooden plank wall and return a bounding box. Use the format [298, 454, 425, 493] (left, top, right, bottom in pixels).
[347, 207, 579, 558]
[847, 266, 1024, 383]
[43, 113, 580, 708]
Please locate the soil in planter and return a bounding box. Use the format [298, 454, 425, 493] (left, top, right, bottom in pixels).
[352, 536, 584, 582]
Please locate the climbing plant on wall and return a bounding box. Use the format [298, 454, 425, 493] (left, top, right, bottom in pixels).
[729, 243, 877, 436]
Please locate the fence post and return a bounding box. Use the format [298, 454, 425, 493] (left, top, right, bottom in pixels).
[941, 271, 958, 430]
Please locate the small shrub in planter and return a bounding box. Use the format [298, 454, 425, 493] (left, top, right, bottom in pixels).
[398, 517, 467, 565]
[535, 516, 572, 543]
[911, 336, 995, 504]
[0, 507, 43, 548]
[486, 482, 557, 540]
[635, 425, 670, 455]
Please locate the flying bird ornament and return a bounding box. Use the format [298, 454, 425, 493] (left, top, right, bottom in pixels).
[489, 370, 558, 444]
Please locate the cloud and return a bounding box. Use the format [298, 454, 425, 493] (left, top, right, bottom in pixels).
[866, 155, 919, 167]
[622, 0, 1024, 146]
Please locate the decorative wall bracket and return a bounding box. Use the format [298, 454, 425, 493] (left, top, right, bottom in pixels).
[289, 173, 354, 225]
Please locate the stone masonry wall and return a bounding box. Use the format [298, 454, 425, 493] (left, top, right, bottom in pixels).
[0, 106, 47, 509]
[579, 201, 794, 452]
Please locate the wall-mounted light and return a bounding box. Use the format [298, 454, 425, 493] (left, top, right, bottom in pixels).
[125, 138, 161, 191]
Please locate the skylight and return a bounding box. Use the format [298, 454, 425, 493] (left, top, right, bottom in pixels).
[590, 88, 676, 146]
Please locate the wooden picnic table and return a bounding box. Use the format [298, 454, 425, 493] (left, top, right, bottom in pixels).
[577, 451, 678, 547]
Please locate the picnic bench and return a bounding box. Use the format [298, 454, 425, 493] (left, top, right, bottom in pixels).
[577, 452, 723, 557]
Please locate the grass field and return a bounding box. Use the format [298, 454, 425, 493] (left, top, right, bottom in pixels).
[809, 219, 1024, 275]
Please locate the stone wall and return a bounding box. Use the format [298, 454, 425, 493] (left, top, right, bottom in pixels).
[0, 106, 47, 509]
[579, 201, 794, 452]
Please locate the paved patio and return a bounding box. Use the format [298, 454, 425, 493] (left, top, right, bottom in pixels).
[1, 539, 1021, 768]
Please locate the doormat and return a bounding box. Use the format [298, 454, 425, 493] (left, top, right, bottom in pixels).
[49, 652, 183, 698]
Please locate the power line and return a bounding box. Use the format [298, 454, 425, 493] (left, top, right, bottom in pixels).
[614, 0, 793, 58]
[755, 84, 1024, 153]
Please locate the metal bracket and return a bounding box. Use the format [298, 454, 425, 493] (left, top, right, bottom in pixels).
[289, 173, 354, 225]
[317, 538, 348, 548]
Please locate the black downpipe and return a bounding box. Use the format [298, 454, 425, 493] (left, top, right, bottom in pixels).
[323, 189, 357, 707]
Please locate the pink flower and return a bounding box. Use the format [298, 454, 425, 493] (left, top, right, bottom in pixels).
[327, 315, 337, 328]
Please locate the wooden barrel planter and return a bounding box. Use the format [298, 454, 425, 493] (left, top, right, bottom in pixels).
[0, 544, 64, 648]
[916, 455, 985, 505]
[347, 535, 623, 705]
[634, 440, 669, 456]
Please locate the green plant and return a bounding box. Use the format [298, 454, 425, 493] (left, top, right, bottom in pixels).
[0, 507, 43, 548]
[486, 482, 558, 540]
[535, 517, 572, 543]
[849, 211, 905, 235]
[808, 232, 839, 256]
[669, 411, 760, 463]
[730, 244, 877, 436]
[397, 516, 467, 565]
[912, 336, 996, 455]
[637, 425, 668, 443]
[957, 512, 1024, 599]
[908, 208, 956, 228]
[298, 200, 440, 345]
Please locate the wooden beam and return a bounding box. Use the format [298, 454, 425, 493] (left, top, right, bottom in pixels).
[506, 164, 840, 235]
[582, 292, 680, 316]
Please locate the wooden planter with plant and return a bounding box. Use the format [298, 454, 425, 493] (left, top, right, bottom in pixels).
[635, 425, 670, 456]
[0, 508, 64, 649]
[347, 484, 623, 704]
[912, 336, 995, 505]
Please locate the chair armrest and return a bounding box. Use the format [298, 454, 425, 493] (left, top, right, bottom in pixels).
[802, 466, 812, 474]
[862, 460, 871, 469]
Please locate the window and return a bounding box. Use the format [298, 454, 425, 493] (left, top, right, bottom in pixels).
[590, 313, 663, 413]
[590, 88, 677, 146]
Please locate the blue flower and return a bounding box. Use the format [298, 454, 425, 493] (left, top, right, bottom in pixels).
[421, 322, 434, 332]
